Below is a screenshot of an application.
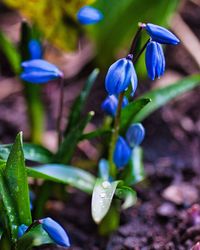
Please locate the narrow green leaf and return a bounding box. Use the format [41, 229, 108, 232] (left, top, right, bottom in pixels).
[120, 98, 151, 130]
[5, 132, 32, 227]
[0, 143, 53, 163]
[17, 224, 53, 250]
[80, 128, 111, 141]
[27, 164, 96, 194]
[123, 147, 145, 186]
[65, 69, 99, 134]
[134, 74, 200, 122]
[55, 111, 94, 164]
[0, 31, 21, 74]
[115, 186, 137, 209]
[91, 179, 121, 223]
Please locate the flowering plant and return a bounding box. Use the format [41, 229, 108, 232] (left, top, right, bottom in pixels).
[0, 2, 200, 248]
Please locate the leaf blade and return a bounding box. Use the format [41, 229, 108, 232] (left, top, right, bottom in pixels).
[27, 164, 96, 194]
[5, 132, 32, 227]
[91, 179, 120, 223]
[120, 98, 151, 130]
[65, 69, 99, 134]
[134, 74, 200, 122]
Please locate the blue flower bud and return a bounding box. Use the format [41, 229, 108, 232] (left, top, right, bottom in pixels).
[28, 39, 42, 60]
[18, 224, 28, 238]
[126, 123, 145, 148]
[77, 6, 103, 25]
[101, 95, 128, 117]
[145, 23, 180, 45]
[21, 59, 63, 84]
[113, 136, 131, 169]
[145, 41, 165, 80]
[98, 159, 109, 180]
[40, 217, 70, 247]
[105, 57, 137, 96]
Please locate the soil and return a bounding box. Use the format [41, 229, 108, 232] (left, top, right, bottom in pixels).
[1, 0, 200, 250]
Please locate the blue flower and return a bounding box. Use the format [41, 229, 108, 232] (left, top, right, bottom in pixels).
[105, 57, 137, 96]
[101, 95, 128, 117]
[28, 39, 42, 59]
[18, 224, 28, 238]
[21, 59, 63, 84]
[126, 123, 145, 148]
[145, 23, 180, 45]
[145, 41, 165, 80]
[113, 136, 131, 169]
[40, 217, 70, 247]
[77, 6, 103, 25]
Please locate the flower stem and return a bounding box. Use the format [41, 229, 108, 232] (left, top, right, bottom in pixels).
[132, 39, 150, 64]
[109, 92, 124, 178]
[57, 77, 64, 148]
[129, 23, 144, 55]
[108, 25, 148, 179]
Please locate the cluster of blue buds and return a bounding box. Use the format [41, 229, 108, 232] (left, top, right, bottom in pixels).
[113, 123, 145, 168]
[18, 217, 70, 248]
[77, 6, 103, 25]
[20, 59, 63, 84]
[101, 95, 128, 117]
[105, 55, 137, 96]
[143, 23, 180, 80]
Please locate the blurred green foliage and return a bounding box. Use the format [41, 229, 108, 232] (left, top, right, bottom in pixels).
[89, 0, 179, 71]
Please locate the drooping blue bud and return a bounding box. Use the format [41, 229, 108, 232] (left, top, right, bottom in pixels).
[40, 217, 70, 247]
[28, 39, 43, 60]
[145, 41, 165, 80]
[101, 95, 128, 117]
[77, 6, 103, 25]
[105, 57, 137, 96]
[18, 224, 28, 238]
[145, 23, 180, 45]
[113, 136, 131, 169]
[21, 59, 63, 84]
[126, 123, 145, 148]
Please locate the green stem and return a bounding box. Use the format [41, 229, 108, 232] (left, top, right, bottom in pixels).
[108, 92, 124, 178]
[57, 77, 64, 148]
[108, 25, 149, 179]
[24, 83, 45, 144]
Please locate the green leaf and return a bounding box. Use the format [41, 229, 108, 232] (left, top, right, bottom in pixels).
[98, 204, 120, 236]
[0, 166, 19, 242]
[80, 128, 111, 141]
[134, 74, 200, 122]
[123, 146, 145, 186]
[27, 164, 96, 194]
[91, 179, 121, 223]
[55, 111, 94, 164]
[0, 143, 53, 163]
[0, 31, 21, 74]
[5, 132, 32, 226]
[120, 98, 151, 130]
[65, 69, 99, 134]
[17, 224, 54, 250]
[115, 186, 137, 209]
[0, 133, 31, 242]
